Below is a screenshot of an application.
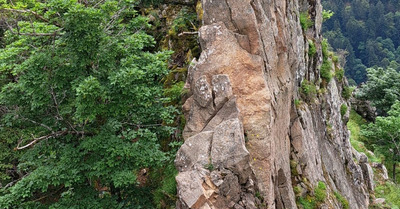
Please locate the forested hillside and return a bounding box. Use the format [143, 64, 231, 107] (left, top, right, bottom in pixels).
[322, 0, 400, 84]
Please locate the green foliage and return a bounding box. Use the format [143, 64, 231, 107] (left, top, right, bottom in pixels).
[300, 12, 314, 31]
[321, 59, 333, 83]
[204, 162, 214, 171]
[308, 40, 317, 57]
[298, 196, 316, 209]
[322, 10, 334, 22]
[293, 186, 302, 196]
[168, 7, 198, 37]
[322, 0, 400, 84]
[342, 86, 354, 100]
[361, 101, 400, 181]
[320, 39, 333, 83]
[297, 181, 327, 209]
[334, 191, 349, 209]
[300, 80, 317, 102]
[321, 39, 330, 58]
[375, 182, 400, 208]
[294, 99, 302, 109]
[348, 110, 380, 163]
[315, 181, 327, 203]
[152, 164, 178, 209]
[356, 67, 400, 115]
[0, 0, 179, 208]
[335, 68, 344, 81]
[340, 104, 348, 118]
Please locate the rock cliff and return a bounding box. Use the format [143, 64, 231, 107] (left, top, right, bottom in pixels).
[175, 0, 373, 208]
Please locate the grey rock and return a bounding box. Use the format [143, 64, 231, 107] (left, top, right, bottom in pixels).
[212, 74, 233, 109]
[175, 131, 213, 172]
[360, 163, 375, 191]
[194, 75, 213, 108]
[360, 153, 368, 164]
[175, 170, 206, 208]
[373, 198, 386, 205]
[211, 118, 251, 184]
[219, 172, 241, 203]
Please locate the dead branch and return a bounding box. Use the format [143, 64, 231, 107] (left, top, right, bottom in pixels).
[15, 130, 85, 150]
[178, 31, 198, 36]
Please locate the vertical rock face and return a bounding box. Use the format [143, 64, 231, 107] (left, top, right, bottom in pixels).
[175, 0, 372, 208]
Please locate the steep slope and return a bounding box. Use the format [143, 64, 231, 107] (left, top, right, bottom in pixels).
[175, 0, 372, 208]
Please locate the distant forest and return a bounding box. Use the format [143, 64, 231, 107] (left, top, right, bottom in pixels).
[322, 0, 400, 84]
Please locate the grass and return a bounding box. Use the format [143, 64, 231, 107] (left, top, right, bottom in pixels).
[335, 68, 344, 82]
[297, 181, 327, 209]
[308, 40, 316, 57]
[300, 80, 317, 102]
[340, 104, 348, 118]
[300, 12, 314, 31]
[342, 86, 354, 100]
[320, 59, 333, 83]
[348, 110, 400, 208]
[347, 110, 380, 162]
[315, 181, 327, 202]
[334, 191, 349, 209]
[375, 182, 400, 209]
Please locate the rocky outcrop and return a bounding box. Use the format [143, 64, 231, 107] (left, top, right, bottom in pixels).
[351, 95, 376, 121]
[176, 0, 373, 208]
[176, 75, 258, 208]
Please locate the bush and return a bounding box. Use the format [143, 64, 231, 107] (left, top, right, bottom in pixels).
[315, 181, 327, 202]
[308, 40, 316, 57]
[300, 12, 314, 31]
[298, 196, 316, 209]
[322, 10, 334, 22]
[321, 59, 333, 83]
[335, 68, 345, 81]
[340, 104, 348, 117]
[300, 80, 317, 102]
[342, 86, 354, 100]
[334, 191, 349, 209]
[321, 39, 329, 58]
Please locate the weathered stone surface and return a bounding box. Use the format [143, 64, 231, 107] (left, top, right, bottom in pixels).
[176, 170, 207, 208]
[176, 0, 374, 208]
[212, 74, 233, 110]
[360, 153, 368, 164]
[360, 162, 375, 191]
[219, 172, 241, 203]
[351, 96, 377, 121]
[176, 73, 256, 208]
[211, 118, 251, 184]
[203, 96, 239, 132]
[372, 163, 389, 181]
[175, 131, 213, 172]
[194, 75, 213, 108]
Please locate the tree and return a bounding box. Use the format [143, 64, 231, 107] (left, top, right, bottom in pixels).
[356, 67, 400, 115]
[0, 0, 176, 208]
[361, 101, 400, 182]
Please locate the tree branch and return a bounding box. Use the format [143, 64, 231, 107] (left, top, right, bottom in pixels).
[178, 31, 198, 36]
[15, 130, 85, 150]
[1, 8, 62, 27]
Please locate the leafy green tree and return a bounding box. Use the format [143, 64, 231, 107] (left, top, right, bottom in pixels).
[361, 101, 400, 182]
[356, 67, 400, 115]
[0, 0, 176, 208]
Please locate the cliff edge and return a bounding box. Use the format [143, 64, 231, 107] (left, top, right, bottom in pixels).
[175, 0, 372, 208]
